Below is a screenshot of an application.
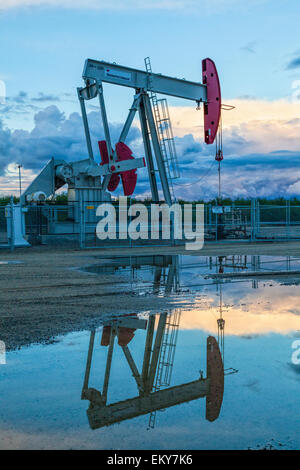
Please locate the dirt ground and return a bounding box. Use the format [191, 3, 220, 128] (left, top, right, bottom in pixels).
[1, 240, 300, 350]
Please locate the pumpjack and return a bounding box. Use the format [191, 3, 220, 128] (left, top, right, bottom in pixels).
[21, 57, 222, 210]
[81, 258, 224, 429]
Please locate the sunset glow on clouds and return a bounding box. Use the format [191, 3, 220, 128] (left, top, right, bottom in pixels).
[169, 98, 300, 154]
[179, 283, 300, 336]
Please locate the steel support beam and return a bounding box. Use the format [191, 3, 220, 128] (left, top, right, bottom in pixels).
[165, 264, 176, 293]
[97, 83, 115, 191]
[138, 95, 159, 202]
[143, 93, 172, 205]
[122, 345, 143, 393]
[142, 315, 156, 386]
[77, 88, 95, 161]
[102, 329, 116, 405]
[146, 312, 168, 392]
[119, 93, 141, 143]
[81, 330, 96, 398]
[97, 83, 113, 160]
[83, 59, 207, 103]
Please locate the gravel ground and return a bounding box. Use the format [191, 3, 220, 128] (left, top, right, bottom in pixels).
[1, 240, 300, 350]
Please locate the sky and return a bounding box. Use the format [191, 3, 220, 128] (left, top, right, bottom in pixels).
[0, 0, 300, 199]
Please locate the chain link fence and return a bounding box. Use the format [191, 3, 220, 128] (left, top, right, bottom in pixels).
[0, 204, 8, 247]
[2, 198, 300, 249]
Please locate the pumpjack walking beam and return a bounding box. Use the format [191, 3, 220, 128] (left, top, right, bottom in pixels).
[82, 59, 207, 102]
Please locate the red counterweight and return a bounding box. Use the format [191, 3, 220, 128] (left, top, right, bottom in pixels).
[202, 58, 222, 145]
[98, 141, 140, 196]
[98, 141, 120, 192]
[115, 142, 138, 197]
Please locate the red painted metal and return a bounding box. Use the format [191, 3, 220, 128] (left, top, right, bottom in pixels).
[202, 58, 221, 145]
[205, 336, 224, 422]
[98, 141, 139, 196]
[98, 141, 120, 191]
[115, 142, 138, 196]
[101, 326, 111, 346]
[117, 327, 136, 346]
[100, 326, 136, 346]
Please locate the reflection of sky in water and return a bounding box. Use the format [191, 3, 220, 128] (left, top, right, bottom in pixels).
[0, 255, 299, 450]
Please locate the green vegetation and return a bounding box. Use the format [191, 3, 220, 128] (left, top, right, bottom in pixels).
[1, 195, 300, 206]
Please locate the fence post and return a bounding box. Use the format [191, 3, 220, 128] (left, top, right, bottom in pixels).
[251, 198, 256, 241]
[10, 196, 14, 252]
[79, 195, 85, 249]
[255, 200, 260, 237]
[286, 199, 290, 240]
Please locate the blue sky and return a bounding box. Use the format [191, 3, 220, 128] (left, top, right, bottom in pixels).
[0, 0, 300, 199]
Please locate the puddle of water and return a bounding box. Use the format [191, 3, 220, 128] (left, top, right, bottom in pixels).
[0, 255, 300, 450]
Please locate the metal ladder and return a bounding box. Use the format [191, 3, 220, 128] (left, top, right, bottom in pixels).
[148, 309, 181, 429]
[144, 57, 180, 199]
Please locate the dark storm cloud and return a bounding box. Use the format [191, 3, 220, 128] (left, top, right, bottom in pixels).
[0, 105, 141, 175]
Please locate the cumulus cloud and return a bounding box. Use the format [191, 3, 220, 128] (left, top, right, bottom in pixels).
[166, 98, 300, 200]
[1, 90, 67, 122]
[179, 284, 300, 335]
[1, 98, 300, 200]
[0, 105, 141, 193]
[169, 98, 300, 153]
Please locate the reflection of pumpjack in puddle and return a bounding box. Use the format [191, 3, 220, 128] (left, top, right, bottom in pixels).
[81, 311, 224, 430]
[90, 254, 180, 294]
